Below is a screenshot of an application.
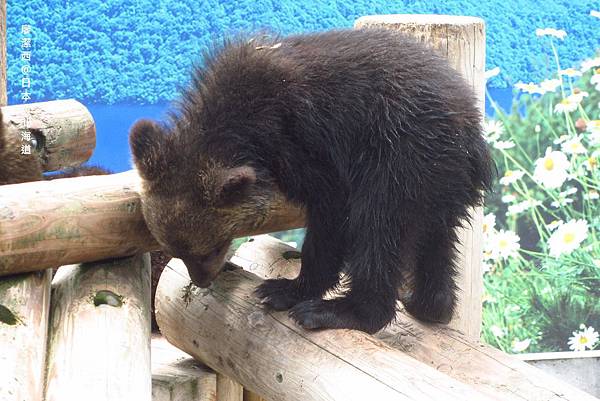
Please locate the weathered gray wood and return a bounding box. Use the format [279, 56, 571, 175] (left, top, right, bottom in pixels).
[0, 269, 51, 401]
[156, 258, 494, 401]
[44, 254, 152, 401]
[152, 335, 217, 401]
[354, 14, 486, 339]
[1, 100, 96, 172]
[232, 235, 600, 401]
[0, 170, 305, 276]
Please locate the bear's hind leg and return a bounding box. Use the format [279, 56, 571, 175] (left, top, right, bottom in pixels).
[403, 227, 459, 324]
[255, 212, 346, 310]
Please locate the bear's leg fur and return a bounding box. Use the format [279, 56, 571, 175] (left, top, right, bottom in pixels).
[255, 207, 346, 310]
[403, 226, 459, 324]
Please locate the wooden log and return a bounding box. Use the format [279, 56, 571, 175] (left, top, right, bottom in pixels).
[44, 253, 152, 401]
[231, 235, 600, 401]
[152, 335, 217, 401]
[0, 269, 51, 401]
[354, 14, 486, 339]
[217, 375, 243, 401]
[243, 390, 267, 401]
[155, 259, 494, 401]
[0, 170, 305, 276]
[1, 99, 96, 172]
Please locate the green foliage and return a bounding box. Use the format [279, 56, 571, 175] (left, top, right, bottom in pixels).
[481, 36, 600, 353]
[7, 0, 600, 103]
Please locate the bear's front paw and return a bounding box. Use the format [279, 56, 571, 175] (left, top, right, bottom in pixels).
[255, 278, 303, 311]
[403, 291, 455, 324]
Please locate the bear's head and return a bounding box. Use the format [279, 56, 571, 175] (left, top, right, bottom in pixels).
[129, 119, 274, 288]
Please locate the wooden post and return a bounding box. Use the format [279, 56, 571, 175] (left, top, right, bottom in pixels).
[217, 375, 244, 401]
[231, 235, 599, 401]
[156, 259, 493, 401]
[152, 335, 217, 401]
[354, 15, 486, 339]
[0, 270, 51, 401]
[0, 170, 305, 275]
[1, 100, 96, 172]
[0, 9, 52, 401]
[44, 254, 152, 401]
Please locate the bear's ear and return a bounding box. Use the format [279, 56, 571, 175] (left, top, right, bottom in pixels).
[216, 166, 256, 205]
[129, 119, 167, 181]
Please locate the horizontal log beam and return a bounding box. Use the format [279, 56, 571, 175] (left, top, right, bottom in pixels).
[156, 258, 494, 401]
[231, 235, 599, 401]
[0, 170, 305, 275]
[1, 99, 96, 172]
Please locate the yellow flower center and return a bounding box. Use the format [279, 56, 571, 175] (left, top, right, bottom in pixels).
[563, 232, 575, 244]
[498, 239, 508, 249]
[589, 158, 598, 168]
[505, 171, 513, 177]
[544, 158, 555, 170]
[560, 99, 570, 105]
[578, 336, 588, 345]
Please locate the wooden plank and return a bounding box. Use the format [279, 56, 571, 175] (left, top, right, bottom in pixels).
[0, 170, 305, 276]
[231, 235, 599, 401]
[1, 100, 96, 172]
[152, 335, 217, 401]
[243, 390, 268, 401]
[44, 254, 152, 401]
[155, 258, 494, 401]
[354, 14, 486, 339]
[217, 375, 243, 401]
[0, 270, 51, 401]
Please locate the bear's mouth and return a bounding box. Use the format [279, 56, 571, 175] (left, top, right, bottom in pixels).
[183, 241, 231, 288]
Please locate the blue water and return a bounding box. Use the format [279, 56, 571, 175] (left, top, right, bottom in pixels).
[83, 87, 515, 173]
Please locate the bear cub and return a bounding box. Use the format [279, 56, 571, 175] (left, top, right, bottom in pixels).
[129, 28, 493, 334]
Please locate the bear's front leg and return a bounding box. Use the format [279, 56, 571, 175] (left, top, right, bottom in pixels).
[255, 210, 345, 310]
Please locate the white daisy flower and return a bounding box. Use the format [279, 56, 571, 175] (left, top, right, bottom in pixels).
[559, 68, 582, 78]
[507, 199, 541, 215]
[535, 28, 567, 40]
[561, 136, 587, 154]
[584, 190, 599, 200]
[548, 219, 588, 257]
[547, 220, 563, 231]
[512, 338, 531, 353]
[568, 325, 599, 351]
[490, 325, 505, 337]
[580, 57, 600, 72]
[484, 119, 504, 142]
[587, 120, 600, 134]
[501, 194, 517, 203]
[482, 213, 496, 236]
[489, 230, 520, 260]
[535, 124, 541, 133]
[494, 140, 516, 150]
[499, 170, 525, 185]
[591, 10, 600, 19]
[515, 82, 545, 95]
[539, 79, 562, 93]
[551, 198, 574, 208]
[533, 148, 570, 189]
[554, 92, 587, 114]
[485, 67, 501, 81]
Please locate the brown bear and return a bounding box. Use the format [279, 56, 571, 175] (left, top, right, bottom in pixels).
[129, 28, 494, 334]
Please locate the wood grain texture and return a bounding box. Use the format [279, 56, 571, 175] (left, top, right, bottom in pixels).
[243, 389, 268, 401]
[354, 14, 486, 339]
[155, 258, 494, 401]
[1, 100, 96, 172]
[44, 254, 152, 401]
[217, 375, 243, 401]
[152, 335, 217, 401]
[0, 170, 305, 276]
[232, 235, 599, 401]
[0, 269, 51, 401]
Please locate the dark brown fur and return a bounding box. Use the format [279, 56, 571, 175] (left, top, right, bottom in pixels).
[130, 29, 494, 334]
